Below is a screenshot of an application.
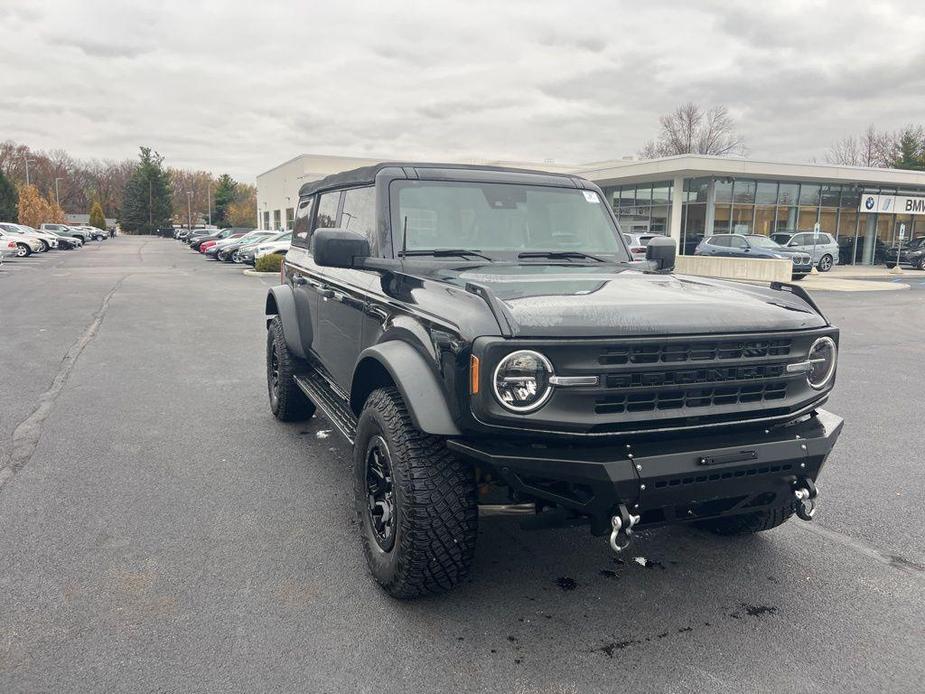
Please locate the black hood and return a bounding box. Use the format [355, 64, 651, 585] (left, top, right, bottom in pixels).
[434, 264, 826, 338]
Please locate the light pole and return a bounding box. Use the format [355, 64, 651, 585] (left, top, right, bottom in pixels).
[24, 157, 35, 186]
[207, 183, 212, 226]
[54, 177, 64, 207]
[187, 191, 193, 232]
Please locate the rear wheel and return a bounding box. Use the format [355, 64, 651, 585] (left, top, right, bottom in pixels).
[697, 504, 794, 535]
[266, 316, 315, 421]
[354, 387, 478, 599]
[818, 254, 833, 272]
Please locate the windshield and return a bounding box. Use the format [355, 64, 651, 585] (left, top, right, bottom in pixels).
[748, 235, 782, 249]
[390, 180, 629, 262]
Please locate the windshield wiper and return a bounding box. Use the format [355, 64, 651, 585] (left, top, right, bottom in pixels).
[400, 249, 494, 261]
[517, 250, 608, 263]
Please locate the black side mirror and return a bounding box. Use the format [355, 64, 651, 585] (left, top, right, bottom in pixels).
[645, 236, 676, 271]
[312, 228, 370, 268]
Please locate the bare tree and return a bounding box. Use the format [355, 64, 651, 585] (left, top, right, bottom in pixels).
[640, 103, 744, 159]
[826, 124, 898, 168]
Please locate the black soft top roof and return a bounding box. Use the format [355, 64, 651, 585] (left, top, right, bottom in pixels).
[296, 162, 585, 197]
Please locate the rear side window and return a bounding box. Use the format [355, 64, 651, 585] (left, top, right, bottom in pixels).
[729, 236, 747, 248]
[709, 236, 730, 247]
[340, 186, 376, 246]
[314, 191, 340, 231]
[291, 196, 315, 249]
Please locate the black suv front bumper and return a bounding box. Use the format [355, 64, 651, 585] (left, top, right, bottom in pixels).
[448, 409, 843, 535]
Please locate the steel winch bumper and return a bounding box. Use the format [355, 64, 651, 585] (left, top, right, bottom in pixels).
[448, 409, 843, 537]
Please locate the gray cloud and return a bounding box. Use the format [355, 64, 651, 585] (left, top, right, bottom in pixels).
[0, 0, 923, 180]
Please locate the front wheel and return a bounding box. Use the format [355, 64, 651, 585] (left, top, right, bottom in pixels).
[917, 256, 925, 271]
[354, 387, 478, 599]
[697, 503, 795, 535]
[38, 240, 50, 252]
[818, 254, 833, 272]
[266, 316, 315, 421]
[16, 243, 30, 257]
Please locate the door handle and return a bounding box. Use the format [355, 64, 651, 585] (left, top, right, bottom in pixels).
[319, 287, 335, 299]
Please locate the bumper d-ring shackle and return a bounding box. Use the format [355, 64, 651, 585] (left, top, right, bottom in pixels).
[609, 504, 641, 553]
[794, 477, 818, 521]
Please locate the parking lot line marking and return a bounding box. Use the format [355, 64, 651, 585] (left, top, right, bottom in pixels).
[1, 274, 128, 491]
[793, 521, 925, 582]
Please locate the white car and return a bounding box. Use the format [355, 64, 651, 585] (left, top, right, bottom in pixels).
[1, 238, 18, 262]
[623, 232, 667, 261]
[254, 235, 292, 260]
[0, 223, 59, 250]
[0, 226, 45, 256]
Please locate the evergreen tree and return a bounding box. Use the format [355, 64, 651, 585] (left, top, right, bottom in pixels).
[0, 170, 17, 220]
[89, 200, 106, 229]
[212, 174, 237, 227]
[891, 126, 925, 171]
[120, 147, 172, 234]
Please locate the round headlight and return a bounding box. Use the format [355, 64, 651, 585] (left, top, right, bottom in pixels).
[807, 336, 837, 390]
[492, 350, 553, 413]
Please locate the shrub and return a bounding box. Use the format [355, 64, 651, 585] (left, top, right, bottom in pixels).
[255, 253, 284, 273]
[89, 201, 106, 230]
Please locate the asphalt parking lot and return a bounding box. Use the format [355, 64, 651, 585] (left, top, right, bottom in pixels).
[1, 236, 923, 693]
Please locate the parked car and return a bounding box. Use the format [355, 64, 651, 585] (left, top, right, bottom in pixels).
[263, 162, 843, 598]
[1, 238, 18, 262]
[189, 230, 230, 251]
[48, 231, 81, 249]
[0, 223, 58, 251]
[215, 230, 274, 261]
[0, 227, 45, 256]
[75, 225, 108, 241]
[253, 233, 291, 261]
[236, 231, 289, 264]
[622, 232, 666, 261]
[884, 237, 925, 270]
[770, 231, 839, 271]
[200, 231, 248, 255]
[695, 233, 814, 279]
[40, 223, 89, 243]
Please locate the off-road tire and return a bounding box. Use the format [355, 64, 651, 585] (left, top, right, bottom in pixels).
[354, 387, 478, 599]
[266, 316, 315, 422]
[698, 503, 794, 535]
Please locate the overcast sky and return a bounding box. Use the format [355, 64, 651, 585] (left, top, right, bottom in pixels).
[2, 0, 924, 180]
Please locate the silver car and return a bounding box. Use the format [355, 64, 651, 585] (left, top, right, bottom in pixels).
[0, 223, 59, 251]
[0, 227, 45, 256]
[770, 231, 840, 272]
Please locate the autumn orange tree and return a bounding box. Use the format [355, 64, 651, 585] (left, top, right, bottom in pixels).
[17, 184, 52, 227]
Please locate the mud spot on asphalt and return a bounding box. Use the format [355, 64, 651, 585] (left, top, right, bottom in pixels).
[555, 576, 577, 591]
[633, 556, 665, 569]
[599, 569, 619, 579]
[742, 603, 778, 618]
[594, 640, 638, 657]
[656, 632, 669, 639]
[677, 626, 693, 633]
[514, 658, 523, 664]
[507, 635, 518, 643]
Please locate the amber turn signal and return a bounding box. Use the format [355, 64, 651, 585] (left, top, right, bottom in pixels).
[470, 355, 480, 394]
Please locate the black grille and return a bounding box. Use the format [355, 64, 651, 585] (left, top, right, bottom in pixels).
[595, 382, 788, 414]
[599, 338, 791, 365]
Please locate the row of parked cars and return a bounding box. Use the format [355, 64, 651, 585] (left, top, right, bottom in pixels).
[175, 226, 291, 265]
[0, 222, 109, 264]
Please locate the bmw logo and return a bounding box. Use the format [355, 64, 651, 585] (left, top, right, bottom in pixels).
[865, 196, 875, 210]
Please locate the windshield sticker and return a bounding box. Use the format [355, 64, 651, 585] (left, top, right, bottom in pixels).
[582, 191, 600, 203]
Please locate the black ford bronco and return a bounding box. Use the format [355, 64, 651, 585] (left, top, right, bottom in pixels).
[265, 163, 843, 599]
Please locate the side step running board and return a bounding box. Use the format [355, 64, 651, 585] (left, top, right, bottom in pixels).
[294, 372, 358, 443]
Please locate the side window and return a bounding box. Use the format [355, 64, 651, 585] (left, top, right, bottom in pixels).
[729, 236, 747, 248]
[709, 236, 728, 247]
[291, 196, 315, 249]
[791, 233, 808, 246]
[340, 186, 376, 245]
[314, 191, 340, 231]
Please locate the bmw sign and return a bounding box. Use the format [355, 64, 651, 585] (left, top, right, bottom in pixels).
[860, 194, 925, 215]
[864, 196, 875, 210]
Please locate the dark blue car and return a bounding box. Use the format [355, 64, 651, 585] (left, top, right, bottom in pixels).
[694, 233, 813, 279]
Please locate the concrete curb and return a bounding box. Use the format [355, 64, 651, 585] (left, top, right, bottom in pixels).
[243, 269, 277, 277]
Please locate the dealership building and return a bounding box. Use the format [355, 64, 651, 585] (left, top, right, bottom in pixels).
[257, 153, 925, 265]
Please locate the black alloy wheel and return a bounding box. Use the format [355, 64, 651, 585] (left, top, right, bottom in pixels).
[365, 435, 396, 551]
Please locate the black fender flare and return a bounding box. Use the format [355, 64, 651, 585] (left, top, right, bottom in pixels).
[265, 285, 307, 359]
[353, 341, 461, 437]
